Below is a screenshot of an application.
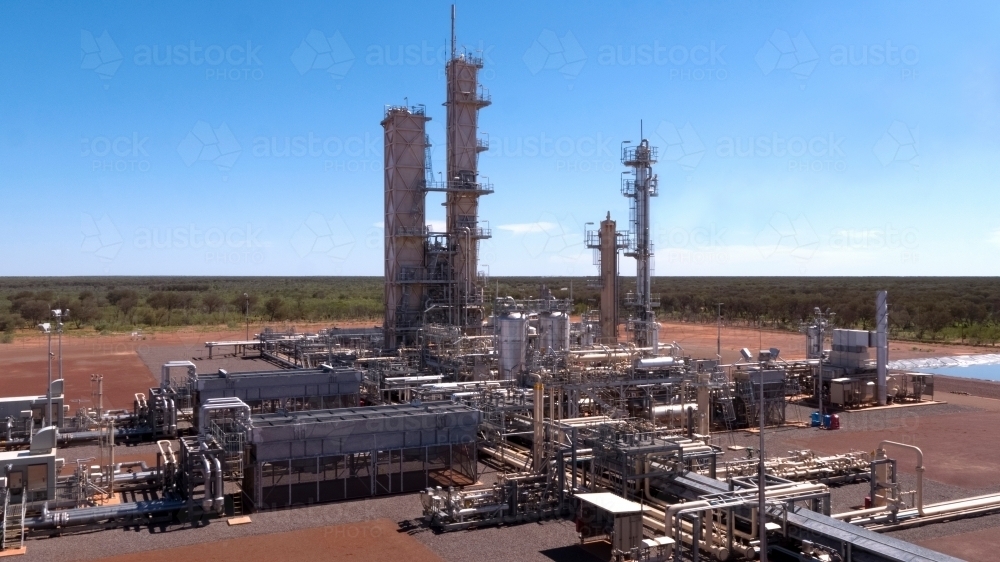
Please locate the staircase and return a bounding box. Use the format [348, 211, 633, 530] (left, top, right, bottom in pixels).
[712, 372, 738, 445]
[2, 492, 25, 551]
[227, 492, 245, 517]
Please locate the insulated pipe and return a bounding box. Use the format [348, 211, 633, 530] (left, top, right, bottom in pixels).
[665, 500, 710, 539]
[844, 493, 1000, 526]
[168, 398, 177, 434]
[27, 499, 187, 530]
[212, 456, 224, 514]
[198, 398, 251, 436]
[878, 441, 924, 516]
[157, 440, 176, 466]
[161, 361, 196, 388]
[200, 456, 213, 511]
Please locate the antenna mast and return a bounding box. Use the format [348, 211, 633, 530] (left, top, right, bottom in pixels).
[451, 4, 456, 58]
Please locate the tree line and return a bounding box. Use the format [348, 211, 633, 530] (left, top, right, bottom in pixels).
[1, 276, 998, 346]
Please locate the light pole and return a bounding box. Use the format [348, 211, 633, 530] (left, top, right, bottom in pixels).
[716, 302, 724, 362]
[37, 322, 52, 426]
[54, 308, 68, 397]
[244, 293, 250, 356]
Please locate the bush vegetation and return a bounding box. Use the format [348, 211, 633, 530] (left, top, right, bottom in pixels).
[0, 277, 997, 346]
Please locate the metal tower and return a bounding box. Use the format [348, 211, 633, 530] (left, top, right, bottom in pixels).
[442, 6, 492, 330]
[392, 5, 492, 336]
[585, 212, 630, 344]
[621, 139, 659, 349]
[382, 105, 430, 348]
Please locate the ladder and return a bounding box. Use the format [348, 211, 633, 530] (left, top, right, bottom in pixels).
[712, 372, 738, 445]
[229, 492, 245, 517]
[2, 493, 24, 551]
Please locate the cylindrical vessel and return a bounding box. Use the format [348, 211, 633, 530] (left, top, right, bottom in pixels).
[539, 311, 570, 352]
[498, 312, 528, 381]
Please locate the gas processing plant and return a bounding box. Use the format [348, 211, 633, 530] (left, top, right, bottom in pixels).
[0, 11, 990, 562]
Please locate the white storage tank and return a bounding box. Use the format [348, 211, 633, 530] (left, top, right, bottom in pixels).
[539, 311, 570, 352]
[498, 312, 528, 381]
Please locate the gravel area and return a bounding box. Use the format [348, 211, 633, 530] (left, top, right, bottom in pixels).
[16, 365, 1000, 560]
[935, 374, 1000, 400]
[137, 343, 280, 379]
[20, 486, 585, 562]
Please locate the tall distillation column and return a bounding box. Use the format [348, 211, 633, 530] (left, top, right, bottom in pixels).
[622, 139, 659, 349]
[586, 212, 629, 344]
[443, 11, 492, 330]
[382, 106, 429, 349]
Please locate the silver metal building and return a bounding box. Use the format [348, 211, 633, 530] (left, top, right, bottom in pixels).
[242, 402, 480, 510]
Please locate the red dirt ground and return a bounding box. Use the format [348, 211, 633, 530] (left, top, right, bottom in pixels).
[917, 527, 998, 562]
[783, 393, 1000, 490]
[0, 321, 379, 412]
[89, 518, 442, 562]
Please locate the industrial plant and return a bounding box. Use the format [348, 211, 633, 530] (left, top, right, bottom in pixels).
[0, 11, 990, 562]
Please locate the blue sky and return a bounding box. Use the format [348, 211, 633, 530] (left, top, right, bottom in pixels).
[1, 0, 998, 276]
